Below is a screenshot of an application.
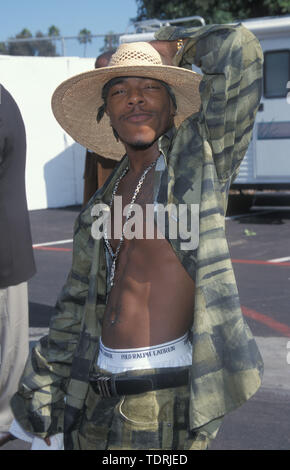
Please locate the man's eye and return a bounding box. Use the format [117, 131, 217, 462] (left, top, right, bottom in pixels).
[111, 89, 125, 96]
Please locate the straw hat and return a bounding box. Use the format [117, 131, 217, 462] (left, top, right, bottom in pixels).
[51, 42, 202, 161]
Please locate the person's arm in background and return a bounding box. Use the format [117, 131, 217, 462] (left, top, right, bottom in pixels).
[10, 213, 92, 442]
[0, 85, 10, 178]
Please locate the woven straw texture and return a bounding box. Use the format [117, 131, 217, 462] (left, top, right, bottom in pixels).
[52, 42, 202, 160]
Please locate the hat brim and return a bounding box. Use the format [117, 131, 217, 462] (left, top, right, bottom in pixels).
[51, 65, 202, 161]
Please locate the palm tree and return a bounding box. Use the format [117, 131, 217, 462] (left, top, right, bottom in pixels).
[48, 25, 60, 37]
[100, 31, 119, 53]
[8, 28, 34, 56]
[78, 28, 92, 57]
[48, 25, 61, 55]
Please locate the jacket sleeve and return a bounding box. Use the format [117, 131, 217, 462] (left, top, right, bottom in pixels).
[10, 213, 92, 438]
[155, 24, 263, 182]
[0, 125, 6, 175]
[0, 91, 8, 178]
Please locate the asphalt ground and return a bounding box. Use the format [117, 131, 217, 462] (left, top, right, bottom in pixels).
[2, 191, 290, 451]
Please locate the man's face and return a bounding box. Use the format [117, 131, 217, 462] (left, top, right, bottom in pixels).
[105, 77, 175, 149]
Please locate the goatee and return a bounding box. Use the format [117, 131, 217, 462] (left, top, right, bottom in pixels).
[129, 140, 156, 151]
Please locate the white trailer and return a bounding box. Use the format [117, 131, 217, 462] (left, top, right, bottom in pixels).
[120, 16, 290, 189]
[234, 16, 290, 189]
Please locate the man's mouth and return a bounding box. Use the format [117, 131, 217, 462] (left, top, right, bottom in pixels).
[123, 112, 153, 123]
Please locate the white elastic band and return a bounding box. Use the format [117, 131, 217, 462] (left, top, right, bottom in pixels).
[97, 333, 192, 373]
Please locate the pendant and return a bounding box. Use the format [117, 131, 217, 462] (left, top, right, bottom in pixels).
[110, 259, 116, 287]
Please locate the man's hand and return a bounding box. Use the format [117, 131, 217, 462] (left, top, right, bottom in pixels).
[149, 40, 181, 65]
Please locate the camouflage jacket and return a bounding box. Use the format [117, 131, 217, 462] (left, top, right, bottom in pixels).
[11, 24, 264, 448]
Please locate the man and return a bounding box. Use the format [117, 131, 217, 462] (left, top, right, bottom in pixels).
[83, 50, 117, 206]
[11, 23, 264, 450]
[0, 85, 36, 446]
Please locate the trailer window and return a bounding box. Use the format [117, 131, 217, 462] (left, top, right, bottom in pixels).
[264, 50, 290, 98]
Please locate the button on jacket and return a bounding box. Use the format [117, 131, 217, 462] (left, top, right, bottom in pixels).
[11, 24, 264, 448]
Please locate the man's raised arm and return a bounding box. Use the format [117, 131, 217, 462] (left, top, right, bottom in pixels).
[153, 23, 263, 182]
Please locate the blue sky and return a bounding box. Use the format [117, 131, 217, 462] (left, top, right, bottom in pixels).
[1, 0, 139, 57]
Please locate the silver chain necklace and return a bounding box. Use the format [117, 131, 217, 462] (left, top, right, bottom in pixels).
[104, 159, 158, 289]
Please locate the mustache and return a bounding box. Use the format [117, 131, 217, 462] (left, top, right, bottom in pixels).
[120, 107, 154, 121]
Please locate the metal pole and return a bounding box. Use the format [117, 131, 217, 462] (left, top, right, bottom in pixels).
[61, 37, 65, 56]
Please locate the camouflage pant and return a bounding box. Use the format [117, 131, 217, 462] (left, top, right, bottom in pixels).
[73, 368, 209, 450]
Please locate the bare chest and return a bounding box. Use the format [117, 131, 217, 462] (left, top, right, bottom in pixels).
[107, 170, 155, 252]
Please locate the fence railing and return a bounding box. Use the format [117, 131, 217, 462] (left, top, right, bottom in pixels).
[4, 34, 123, 57]
[2, 17, 206, 57]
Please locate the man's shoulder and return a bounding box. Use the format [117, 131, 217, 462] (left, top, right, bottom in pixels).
[170, 111, 205, 156]
[0, 85, 20, 115]
[0, 85, 25, 135]
[71, 207, 94, 251]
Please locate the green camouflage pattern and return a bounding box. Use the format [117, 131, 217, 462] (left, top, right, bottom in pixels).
[11, 24, 264, 449]
[75, 365, 213, 450]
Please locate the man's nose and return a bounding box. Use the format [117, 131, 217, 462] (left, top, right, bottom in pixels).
[127, 88, 145, 105]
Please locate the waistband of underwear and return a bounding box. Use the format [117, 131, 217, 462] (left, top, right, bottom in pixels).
[97, 332, 192, 371]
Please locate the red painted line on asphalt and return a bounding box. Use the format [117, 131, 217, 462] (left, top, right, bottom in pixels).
[232, 259, 290, 266]
[33, 246, 72, 252]
[32, 246, 290, 336]
[242, 306, 290, 337]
